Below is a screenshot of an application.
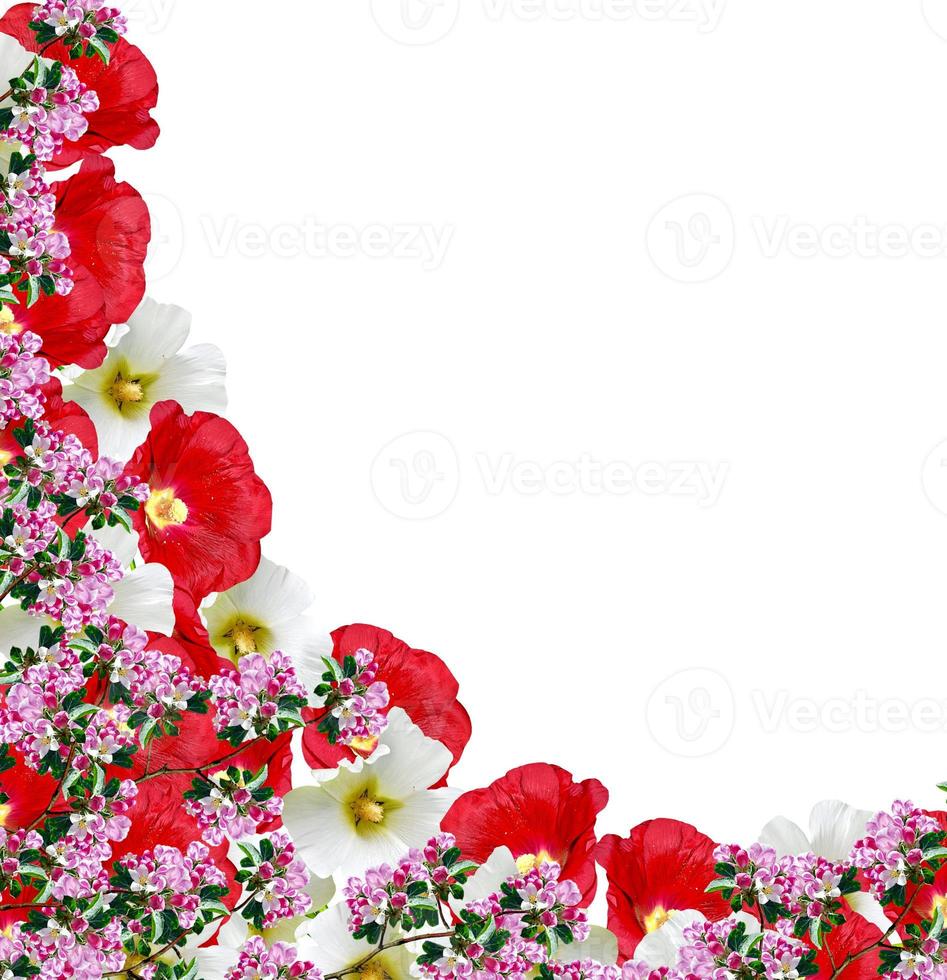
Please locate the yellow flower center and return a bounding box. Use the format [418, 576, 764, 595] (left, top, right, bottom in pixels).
[0, 307, 22, 336]
[931, 895, 947, 919]
[109, 372, 145, 408]
[145, 487, 189, 530]
[228, 620, 260, 656]
[349, 734, 379, 756]
[516, 849, 555, 874]
[644, 905, 672, 934]
[351, 791, 386, 826]
[0, 803, 10, 829]
[361, 964, 391, 980]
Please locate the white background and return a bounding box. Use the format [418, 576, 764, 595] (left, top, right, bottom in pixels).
[114, 0, 947, 889]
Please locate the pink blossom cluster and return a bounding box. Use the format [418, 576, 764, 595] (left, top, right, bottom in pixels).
[0, 825, 42, 890]
[209, 650, 308, 743]
[3, 61, 98, 162]
[343, 832, 471, 934]
[98, 622, 206, 721]
[0, 329, 49, 423]
[0, 162, 74, 293]
[0, 918, 126, 980]
[121, 842, 228, 932]
[237, 829, 313, 928]
[677, 918, 813, 980]
[53, 778, 137, 863]
[1, 416, 148, 518]
[318, 646, 390, 746]
[184, 771, 283, 846]
[34, 0, 129, 41]
[225, 936, 323, 980]
[851, 800, 944, 900]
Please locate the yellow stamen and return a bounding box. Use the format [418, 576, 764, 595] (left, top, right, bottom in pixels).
[361, 964, 391, 980]
[0, 803, 10, 829]
[516, 849, 555, 874]
[0, 307, 22, 336]
[229, 620, 259, 656]
[109, 373, 145, 407]
[145, 487, 189, 530]
[644, 905, 672, 934]
[931, 895, 947, 919]
[349, 734, 379, 756]
[351, 791, 386, 826]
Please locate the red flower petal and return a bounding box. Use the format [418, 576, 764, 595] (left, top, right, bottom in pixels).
[595, 819, 730, 960]
[0, 3, 159, 167]
[0, 377, 97, 463]
[442, 763, 608, 907]
[301, 624, 471, 786]
[53, 156, 151, 326]
[124, 402, 273, 600]
[5, 264, 109, 369]
[814, 910, 884, 979]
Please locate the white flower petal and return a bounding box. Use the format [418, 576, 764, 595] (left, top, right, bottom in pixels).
[758, 816, 811, 858]
[634, 910, 708, 968]
[462, 846, 520, 906]
[808, 800, 873, 861]
[191, 948, 240, 980]
[110, 563, 174, 635]
[205, 557, 314, 631]
[371, 708, 453, 798]
[0, 604, 45, 651]
[148, 344, 227, 414]
[117, 298, 191, 367]
[846, 890, 897, 938]
[381, 787, 458, 853]
[555, 926, 620, 965]
[282, 783, 360, 879]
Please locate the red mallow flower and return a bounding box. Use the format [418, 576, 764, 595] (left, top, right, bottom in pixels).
[54, 156, 151, 326]
[595, 819, 730, 961]
[0, 3, 160, 168]
[124, 401, 273, 600]
[9, 159, 150, 369]
[301, 624, 471, 784]
[442, 763, 608, 906]
[3, 265, 108, 369]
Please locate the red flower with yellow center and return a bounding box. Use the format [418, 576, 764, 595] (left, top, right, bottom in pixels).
[441, 763, 608, 906]
[124, 402, 273, 600]
[595, 818, 730, 961]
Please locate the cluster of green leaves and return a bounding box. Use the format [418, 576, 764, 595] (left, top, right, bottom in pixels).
[0, 954, 40, 979]
[30, 17, 122, 64]
[0, 625, 65, 685]
[416, 912, 513, 971]
[183, 765, 275, 819]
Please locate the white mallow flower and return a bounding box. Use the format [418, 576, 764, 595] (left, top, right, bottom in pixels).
[759, 800, 891, 935]
[64, 298, 227, 461]
[283, 708, 458, 880]
[297, 903, 416, 980]
[201, 557, 330, 689]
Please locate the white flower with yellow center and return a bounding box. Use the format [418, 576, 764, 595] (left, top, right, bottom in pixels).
[283, 708, 457, 880]
[64, 298, 227, 462]
[200, 557, 330, 690]
[296, 903, 415, 980]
